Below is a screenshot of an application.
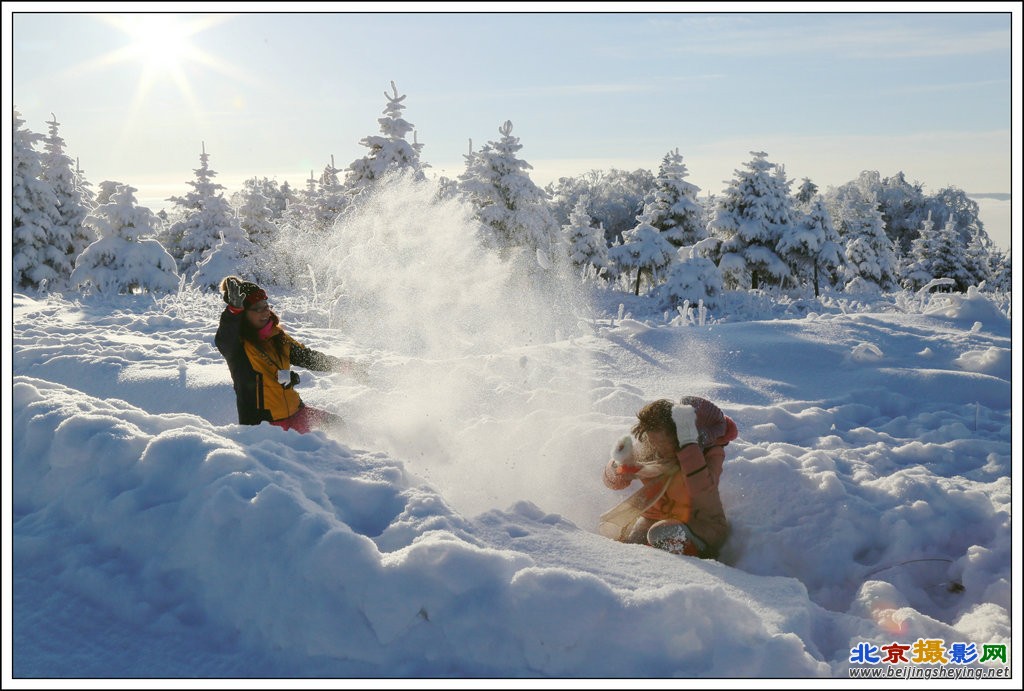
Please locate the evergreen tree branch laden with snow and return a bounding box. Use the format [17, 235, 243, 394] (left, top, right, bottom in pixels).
[563, 195, 609, 276]
[13, 108, 67, 291]
[162, 144, 249, 281]
[831, 184, 900, 292]
[70, 184, 180, 295]
[649, 148, 706, 247]
[608, 204, 676, 295]
[42, 113, 95, 269]
[709, 151, 796, 291]
[343, 81, 429, 213]
[777, 196, 845, 297]
[458, 121, 563, 267]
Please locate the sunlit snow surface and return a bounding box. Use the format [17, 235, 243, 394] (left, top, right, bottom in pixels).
[9, 184, 1014, 680]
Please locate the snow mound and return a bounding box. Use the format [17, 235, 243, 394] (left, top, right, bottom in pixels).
[923, 287, 1011, 333]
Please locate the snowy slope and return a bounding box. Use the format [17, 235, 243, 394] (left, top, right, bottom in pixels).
[9, 283, 1015, 680]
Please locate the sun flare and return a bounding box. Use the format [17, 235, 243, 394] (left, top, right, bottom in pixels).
[68, 14, 247, 129]
[122, 15, 198, 74]
[101, 14, 209, 83]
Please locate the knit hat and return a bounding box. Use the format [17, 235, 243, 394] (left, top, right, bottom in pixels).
[240, 283, 268, 308]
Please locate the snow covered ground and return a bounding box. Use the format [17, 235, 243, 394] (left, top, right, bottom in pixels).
[6, 191, 1018, 683]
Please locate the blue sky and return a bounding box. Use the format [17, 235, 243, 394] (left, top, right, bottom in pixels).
[8, 5, 1019, 217]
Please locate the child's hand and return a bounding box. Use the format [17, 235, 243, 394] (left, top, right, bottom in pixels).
[223, 277, 245, 310]
[672, 404, 700, 448]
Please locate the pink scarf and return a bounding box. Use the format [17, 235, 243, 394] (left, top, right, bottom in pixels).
[258, 320, 275, 340]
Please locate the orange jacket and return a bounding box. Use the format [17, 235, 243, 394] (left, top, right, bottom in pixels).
[603, 416, 737, 550]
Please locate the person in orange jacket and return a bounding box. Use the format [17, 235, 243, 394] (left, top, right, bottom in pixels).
[215, 275, 356, 434]
[599, 396, 739, 558]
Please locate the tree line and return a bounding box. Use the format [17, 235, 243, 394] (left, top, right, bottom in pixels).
[12, 82, 1012, 308]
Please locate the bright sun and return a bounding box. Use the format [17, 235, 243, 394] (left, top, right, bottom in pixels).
[74, 14, 244, 122]
[101, 14, 208, 84]
[123, 15, 198, 74]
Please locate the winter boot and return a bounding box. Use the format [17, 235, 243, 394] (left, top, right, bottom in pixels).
[647, 520, 707, 557]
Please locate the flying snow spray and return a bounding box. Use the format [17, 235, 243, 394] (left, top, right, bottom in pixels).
[297, 173, 602, 520]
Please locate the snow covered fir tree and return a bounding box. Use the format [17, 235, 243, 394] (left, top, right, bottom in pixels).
[190, 222, 261, 292]
[41, 114, 94, 266]
[786, 196, 845, 297]
[833, 184, 901, 293]
[69, 184, 180, 295]
[903, 211, 979, 293]
[308, 156, 348, 236]
[161, 143, 247, 280]
[709, 151, 798, 291]
[609, 204, 677, 295]
[648, 148, 706, 247]
[656, 248, 724, 311]
[563, 196, 610, 277]
[234, 178, 282, 256]
[10, 93, 1010, 318]
[13, 109, 69, 292]
[458, 120, 563, 266]
[343, 81, 428, 212]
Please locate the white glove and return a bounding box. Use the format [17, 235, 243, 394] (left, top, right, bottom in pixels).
[612, 435, 633, 463]
[672, 404, 699, 448]
[610, 435, 639, 473]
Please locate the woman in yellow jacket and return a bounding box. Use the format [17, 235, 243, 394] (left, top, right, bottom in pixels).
[599, 397, 738, 558]
[215, 275, 351, 433]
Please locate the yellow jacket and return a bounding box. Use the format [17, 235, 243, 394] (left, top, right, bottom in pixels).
[216, 309, 340, 424]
